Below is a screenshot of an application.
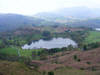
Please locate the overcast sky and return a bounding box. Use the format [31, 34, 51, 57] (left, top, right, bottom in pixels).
[0, 0, 100, 15]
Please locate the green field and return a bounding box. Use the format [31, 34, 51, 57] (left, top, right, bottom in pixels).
[85, 31, 100, 44]
[19, 48, 43, 57]
[0, 46, 43, 58]
[0, 47, 18, 56]
[0, 40, 2, 44]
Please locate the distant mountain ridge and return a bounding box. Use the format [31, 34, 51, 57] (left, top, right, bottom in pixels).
[67, 18, 100, 28]
[1, 6, 100, 32]
[35, 7, 100, 19]
[0, 14, 60, 32]
[34, 7, 100, 28]
[0, 14, 43, 31]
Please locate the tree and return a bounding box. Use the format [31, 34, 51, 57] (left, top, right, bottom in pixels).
[67, 45, 74, 50]
[42, 31, 52, 40]
[83, 45, 88, 51]
[48, 71, 54, 75]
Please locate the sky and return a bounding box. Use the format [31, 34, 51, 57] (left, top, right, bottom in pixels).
[0, 0, 100, 15]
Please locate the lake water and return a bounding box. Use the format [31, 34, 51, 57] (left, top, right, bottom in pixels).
[22, 38, 77, 49]
[95, 28, 100, 31]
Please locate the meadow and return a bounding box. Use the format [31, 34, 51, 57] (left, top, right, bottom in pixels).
[0, 46, 43, 58]
[85, 31, 100, 44]
[0, 47, 18, 56]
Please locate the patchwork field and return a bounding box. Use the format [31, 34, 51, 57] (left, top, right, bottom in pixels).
[19, 48, 43, 57]
[0, 46, 43, 57]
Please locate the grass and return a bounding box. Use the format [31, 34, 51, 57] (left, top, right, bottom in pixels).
[0, 40, 2, 44]
[54, 67, 97, 75]
[85, 31, 100, 44]
[0, 46, 43, 58]
[0, 60, 40, 75]
[0, 47, 18, 56]
[0, 60, 100, 75]
[19, 48, 43, 57]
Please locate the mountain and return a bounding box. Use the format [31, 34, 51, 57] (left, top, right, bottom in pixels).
[0, 14, 43, 31]
[34, 7, 100, 28]
[54, 7, 96, 18]
[0, 14, 61, 32]
[67, 18, 100, 28]
[35, 7, 100, 19]
[34, 12, 80, 24]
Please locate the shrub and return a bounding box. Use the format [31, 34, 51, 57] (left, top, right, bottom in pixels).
[73, 55, 81, 62]
[91, 67, 96, 71]
[73, 55, 78, 60]
[80, 68, 84, 70]
[48, 71, 54, 75]
[42, 71, 46, 75]
[77, 59, 81, 62]
[86, 62, 91, 65]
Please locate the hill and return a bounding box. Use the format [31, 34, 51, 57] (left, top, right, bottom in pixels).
[68, 18, 100, 28]
[0, 14, 43, 31]
[54, 7, 100, 18]
[34, 7, 100, 28]
[1, 47, 100, 75]
[31, 47, 100, 72]
[35, 7, 100, 19]
[0, 14, 60, 32]
[0, 60, 40, 75]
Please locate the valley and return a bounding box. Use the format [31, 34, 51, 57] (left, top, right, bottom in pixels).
[0, 24, 100, 75]
[1, 7, 100, 75]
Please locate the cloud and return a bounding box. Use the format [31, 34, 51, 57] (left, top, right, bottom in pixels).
[0, 0, 100, 15]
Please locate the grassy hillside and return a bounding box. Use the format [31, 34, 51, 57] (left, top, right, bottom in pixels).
[54, 67, 92, 75]
[0, 60, 40, 75]
[85, 31, 100, 44]
[37, 47, 100, 72]
[1, 47, 100, 75]
[0, 60, 92, 75]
